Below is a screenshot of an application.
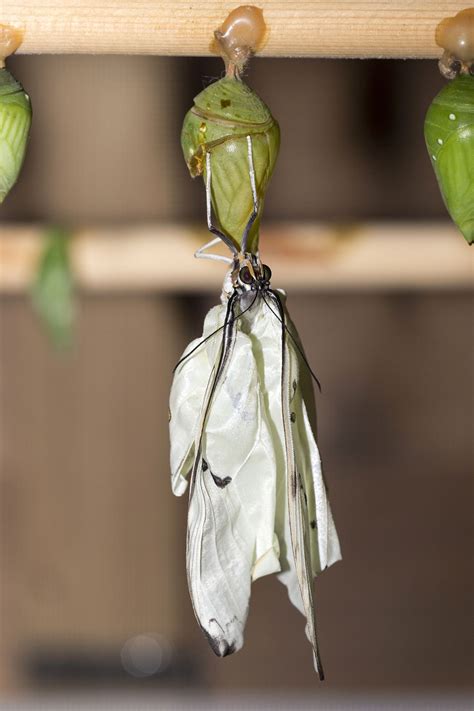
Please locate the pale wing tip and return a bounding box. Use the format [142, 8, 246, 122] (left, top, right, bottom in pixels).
[320, 549, 342, 573]
[251, 535, 281, 581]
[320, 544, 342, 571]
[171, 472, 189, 496]
[318, 516, 342, 571]
[326, 527, 342, 568]
[313, 650, 325, 681]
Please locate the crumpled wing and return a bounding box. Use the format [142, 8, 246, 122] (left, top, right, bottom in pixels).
[171, 296, 281, 657]
[170, 290, 341, 667]
[274, 295, 341, 679]
[169, 304, 223, 496]
[296, 397, 341, 576]
[279, 323, 324, 678]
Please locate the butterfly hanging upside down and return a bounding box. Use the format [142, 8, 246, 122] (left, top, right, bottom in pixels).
[169, 134, 341, 679]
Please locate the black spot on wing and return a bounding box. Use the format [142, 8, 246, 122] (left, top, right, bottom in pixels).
[211, 472, 232, 489]
[202, 459, 232, 489]
[203, 458, 232, 488]
[298, 472, 308, 505]
[310, 519, 316, 529]
[291, 473, 298, 498]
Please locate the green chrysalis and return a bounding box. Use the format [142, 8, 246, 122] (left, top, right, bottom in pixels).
[0, 67, 32, 203]
[181, 76, 280, 254]
[31, 228, 75, 349]
[424, 74, 474, 245]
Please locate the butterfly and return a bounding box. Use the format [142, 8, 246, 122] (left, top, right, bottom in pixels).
[169, 134, 341, 679]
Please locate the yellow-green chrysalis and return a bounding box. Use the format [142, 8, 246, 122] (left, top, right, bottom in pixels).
[0, 66, 32, 203]
[181, 76, 280, 255]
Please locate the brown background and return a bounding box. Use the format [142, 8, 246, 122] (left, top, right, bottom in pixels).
[0, 55, 472, 700]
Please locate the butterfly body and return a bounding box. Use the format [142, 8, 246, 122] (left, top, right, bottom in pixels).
[175, 67, 339, 675]
[169, 257, 341, 677]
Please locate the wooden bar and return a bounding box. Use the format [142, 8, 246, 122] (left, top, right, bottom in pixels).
[0, 222, 473, 292]
[2, 1, 468, 59]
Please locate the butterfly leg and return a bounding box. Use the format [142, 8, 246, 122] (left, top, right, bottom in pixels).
[201, 140, 260, 258]
[194, 237, 233, 265]
[204, 151, 239, 257]
[241, 135, 260, 254]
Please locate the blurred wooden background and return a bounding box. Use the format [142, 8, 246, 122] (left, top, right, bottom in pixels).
[0, 54, 472, 698]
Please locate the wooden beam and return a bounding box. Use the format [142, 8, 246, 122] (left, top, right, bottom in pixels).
[0, 222, 473, 292]
[2, 1, 467, 58]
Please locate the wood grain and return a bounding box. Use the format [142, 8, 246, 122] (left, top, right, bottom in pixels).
[1, 222, 473, 292]
[2, 1, 469, 58]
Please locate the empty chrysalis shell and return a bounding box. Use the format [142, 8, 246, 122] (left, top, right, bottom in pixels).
[0, 27, 32, 203]
[181, 78, 279, 253]
[424, 11, 474, 245]
[181, 7, 278, 254]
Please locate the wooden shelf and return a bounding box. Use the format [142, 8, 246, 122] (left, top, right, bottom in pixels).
[2, 1, 467, 58]
[0, 222, 472, 292]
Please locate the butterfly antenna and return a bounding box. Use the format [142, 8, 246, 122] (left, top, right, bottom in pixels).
[195, 236, 233, 264]
[263, 291, 322, 392]
[173, 292, 259, 372]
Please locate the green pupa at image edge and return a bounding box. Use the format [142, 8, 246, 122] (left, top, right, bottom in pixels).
[0, 67, 32, 203]
[424, 74, 474, 245]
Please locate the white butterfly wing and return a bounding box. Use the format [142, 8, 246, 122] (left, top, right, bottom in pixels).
[170, 289, 341, 671]
[296, 398, 341, 574]
[280, 333, 323, 677]
[274, 297, 341, 678]
[169, 304, 223, 496]
[185, 299, 281, 656]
